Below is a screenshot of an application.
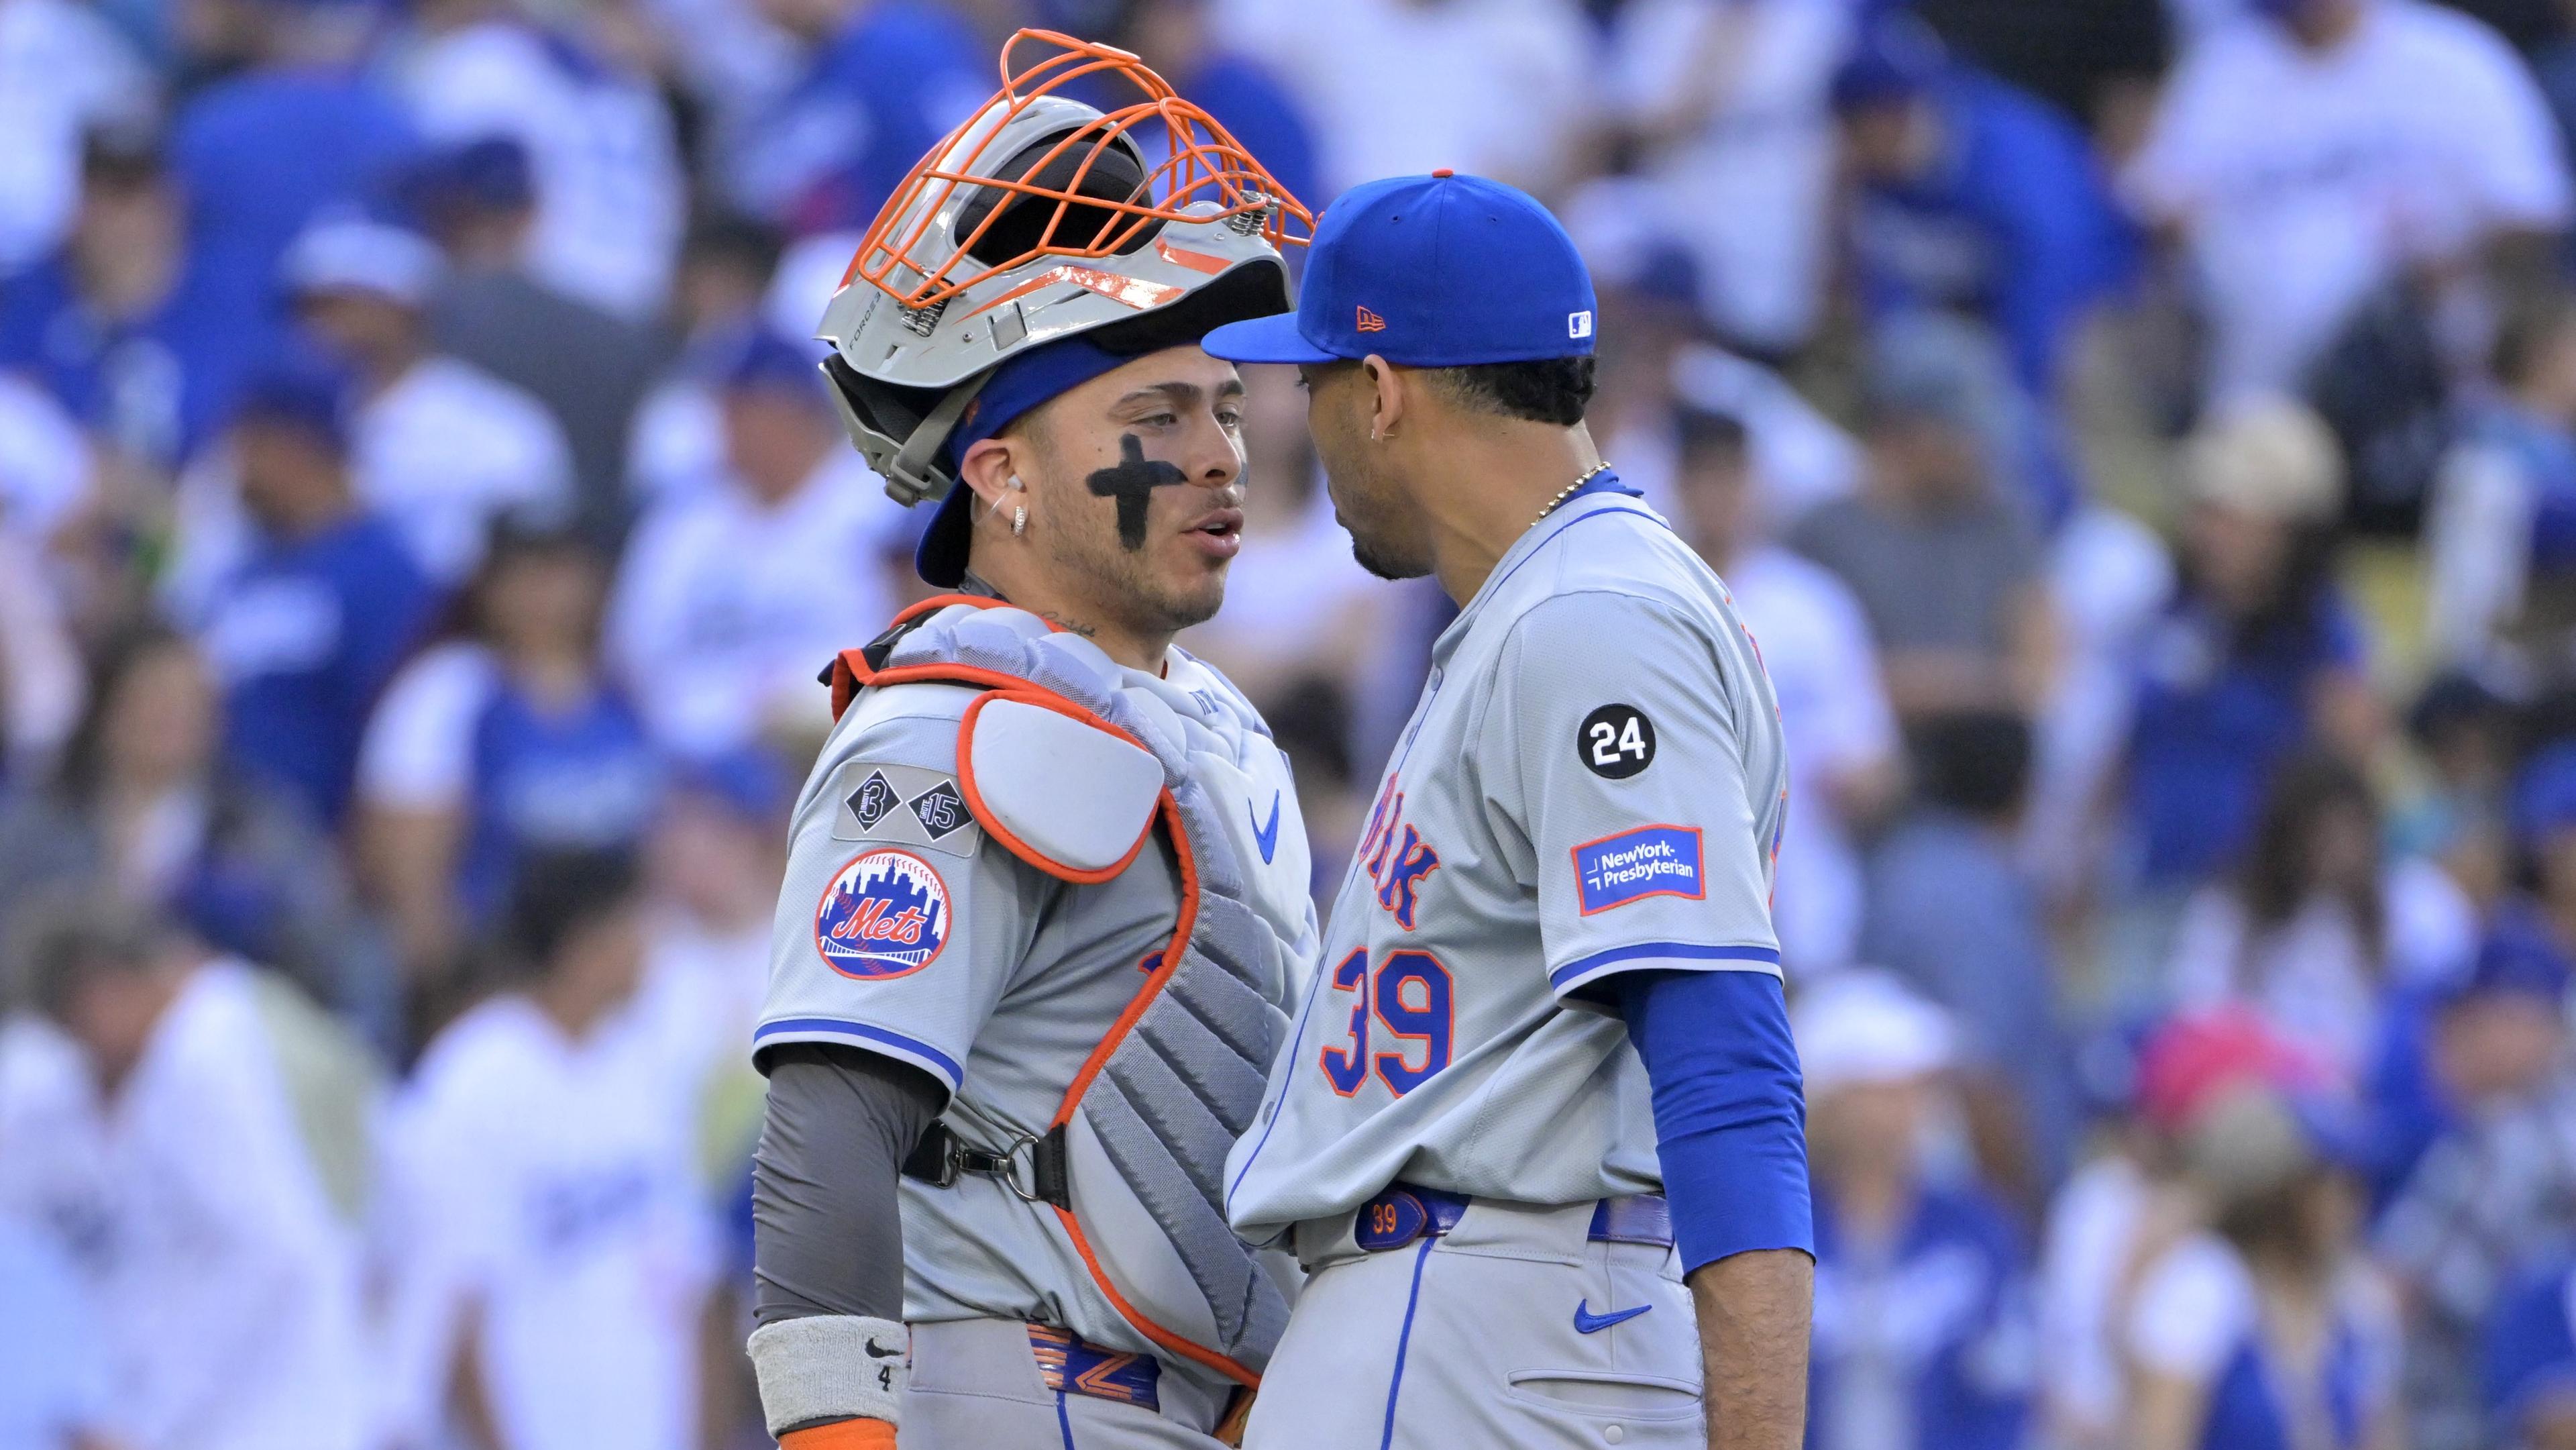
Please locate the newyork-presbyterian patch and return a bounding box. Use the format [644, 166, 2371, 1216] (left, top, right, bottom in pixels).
[815, 848, 951, 978]
[1572, 825, 1705, 915]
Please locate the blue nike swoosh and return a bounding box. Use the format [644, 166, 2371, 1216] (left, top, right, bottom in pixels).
[1573, 1300, 1652, 1335]
[1250, 790, 1282, 864]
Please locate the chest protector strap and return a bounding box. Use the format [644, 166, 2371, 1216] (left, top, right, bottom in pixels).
[826, 597, 1296, 1387]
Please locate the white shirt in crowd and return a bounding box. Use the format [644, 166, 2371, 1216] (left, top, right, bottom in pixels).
[379, 993, 718, 1450]
[1608, 0, 1856, 354]
[0, 966, 372, 1450]
[392, 17, 686, 320]
[1725, 543, 1900, 971]
[1222, 0, 1595, 193]
[0, 0, 150, 271]
[2126, 1231, 2402, 1422]
[2127, 0, 2573, 402]
[0, 371, 93, 544]
[2036, 1152, 2154, 1449]
[2165, 858, 2479, 1082]
[607, 453, 900, 757]
[357, 356, 576, 585]
[2025, 504, 2174, 898]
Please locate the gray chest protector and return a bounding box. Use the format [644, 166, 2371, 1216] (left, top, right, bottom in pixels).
[827, 599, 1305, 1386]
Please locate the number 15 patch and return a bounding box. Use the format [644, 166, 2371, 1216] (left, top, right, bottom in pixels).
[1572, 825, 1705, 915]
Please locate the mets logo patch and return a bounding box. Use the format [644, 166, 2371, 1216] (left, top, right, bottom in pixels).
[814, 849, 951, 979]
[1572, 825, 1706, 915]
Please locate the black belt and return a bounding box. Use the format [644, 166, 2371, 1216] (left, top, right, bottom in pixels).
[902, 1122, 1071, 1209]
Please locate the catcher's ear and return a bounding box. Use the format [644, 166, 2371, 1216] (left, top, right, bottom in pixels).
[955, 436, 1028, 510]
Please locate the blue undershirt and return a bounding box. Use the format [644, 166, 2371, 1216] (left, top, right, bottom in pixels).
[1610, 968, 1814, 1275]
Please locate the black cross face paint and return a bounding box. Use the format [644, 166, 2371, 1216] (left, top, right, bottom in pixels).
[1085, 433, 1188, 551]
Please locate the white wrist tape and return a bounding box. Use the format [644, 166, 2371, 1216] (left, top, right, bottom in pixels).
[747, 1314, 907, 1435]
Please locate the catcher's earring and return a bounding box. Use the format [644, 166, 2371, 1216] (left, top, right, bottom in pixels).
[1006, 476, 1028, 537]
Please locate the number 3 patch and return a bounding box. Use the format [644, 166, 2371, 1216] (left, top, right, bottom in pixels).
[1578, 704, 1656, 779]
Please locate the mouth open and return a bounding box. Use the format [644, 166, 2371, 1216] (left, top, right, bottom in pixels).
[1184, 508, 1244, 558]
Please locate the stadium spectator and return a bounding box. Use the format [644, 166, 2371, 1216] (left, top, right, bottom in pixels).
[356, 525, 660, 982]
[1605, 0, 1854, 354]
[1788, 313, 2053, 733]
[2120, 397, 2378, 905]
[627, 215, 785, 507]
[606, 325, 898, 759]
[181, 356, 436, 826]
[0, 130, 244, 470]
[724, 0, 983, 231]
[2124, 0, 2572, 403]
[0, 895, 376, 1450]
[167, 0, 416, 368]
[378, 848, 718, 1450]
[2165, 754, 2477, 1082]
[1089, 0, 1322, 209]
[409, 138, 664, 532]
[0, 624, 386, 1023]
[0, 0, 150, 274]
[1830, 14, 2139, 399]
[2426, 287, 2576, 673]
[2485, 1259, 2576, 1450]
[2123, 1080, 2401, 1450]
[1670, 403, 1900, 972]
[282, 212, 574, 586]
[1864, 711, 2077, 1197]
[1229, 0, 1594, 197]
[390, 0, 684, 320]
[0, 1207, 112, 1450]
[1797, 971, 2035, 1450]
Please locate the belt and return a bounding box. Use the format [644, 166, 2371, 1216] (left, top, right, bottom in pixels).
[1352, 1182, 1674, 1253]
[1027, 1324, 1161, 1411]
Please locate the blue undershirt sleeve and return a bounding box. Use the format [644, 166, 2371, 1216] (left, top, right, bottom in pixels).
[1612, 967, 1813, 1275]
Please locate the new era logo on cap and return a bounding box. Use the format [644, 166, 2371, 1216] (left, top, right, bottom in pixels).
[1201, 172, 1598, 370]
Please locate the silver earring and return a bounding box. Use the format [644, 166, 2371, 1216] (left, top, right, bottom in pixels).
[1012, 505, 1027, 537]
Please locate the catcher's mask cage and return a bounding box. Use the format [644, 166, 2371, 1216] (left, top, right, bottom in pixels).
[814, 30, 1311, 509]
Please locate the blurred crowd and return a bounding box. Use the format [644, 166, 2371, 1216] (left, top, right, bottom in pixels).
[19, 0, 2576, 1446]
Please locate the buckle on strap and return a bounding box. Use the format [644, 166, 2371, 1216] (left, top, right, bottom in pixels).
[901, 1122, 1070, 1208]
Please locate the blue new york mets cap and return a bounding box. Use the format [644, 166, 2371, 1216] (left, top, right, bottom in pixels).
[1201, 170, 1597, 368]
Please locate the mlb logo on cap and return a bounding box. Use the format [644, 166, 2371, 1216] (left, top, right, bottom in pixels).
[1204, 170, 1599, 368]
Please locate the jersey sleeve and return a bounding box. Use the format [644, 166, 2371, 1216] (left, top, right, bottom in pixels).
[1483, 590, 1784, 1000]
[752, 687, 1047, 1096]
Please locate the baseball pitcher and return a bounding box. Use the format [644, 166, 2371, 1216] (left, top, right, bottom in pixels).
[743, 34, 1321, 1450]
[1203, 173, 1816, 1449]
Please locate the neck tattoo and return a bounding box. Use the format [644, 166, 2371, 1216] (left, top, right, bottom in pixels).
[1087, 433, 1188, 551]
[1533, 462, 1615, 527]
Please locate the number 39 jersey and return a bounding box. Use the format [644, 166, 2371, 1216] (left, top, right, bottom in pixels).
[1222, 480, 1790, 1239]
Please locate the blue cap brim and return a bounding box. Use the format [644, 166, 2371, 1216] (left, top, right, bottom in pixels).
[1201, 313, 1343, 366]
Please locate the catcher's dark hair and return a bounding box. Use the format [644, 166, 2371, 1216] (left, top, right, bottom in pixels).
[502, 846, 643, 974]
[1427, 356, 1597, 427]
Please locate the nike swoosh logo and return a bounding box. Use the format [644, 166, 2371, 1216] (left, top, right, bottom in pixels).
[1250, 790, 1282, 864]
[1574, 1300, 1652, 1335]
[863, 1340, 904, 1358]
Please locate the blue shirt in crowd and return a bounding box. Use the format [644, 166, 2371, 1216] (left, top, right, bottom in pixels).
[172, 64, 418, 364]
[2198, 1301, 2387, 1450]
[737, 0, 983, 233]
[2125, 590, 2366, 886]
[197, 511, 435, 826]
[0, 251, 254, 466]
[1848, 70, 2136, 400]
[458, 678, 663, 922]
[1808, 1184, 2032, 1450]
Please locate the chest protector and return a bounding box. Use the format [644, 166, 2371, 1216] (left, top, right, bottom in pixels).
[826, 597, 1304, 1386]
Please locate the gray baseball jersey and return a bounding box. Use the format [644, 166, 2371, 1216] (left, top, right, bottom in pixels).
[755, 645, 1318, 1395]
[1224, 480, 1788, 1238]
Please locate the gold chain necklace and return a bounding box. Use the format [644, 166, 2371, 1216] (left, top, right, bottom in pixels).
[1534, 462, 1615, 527]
